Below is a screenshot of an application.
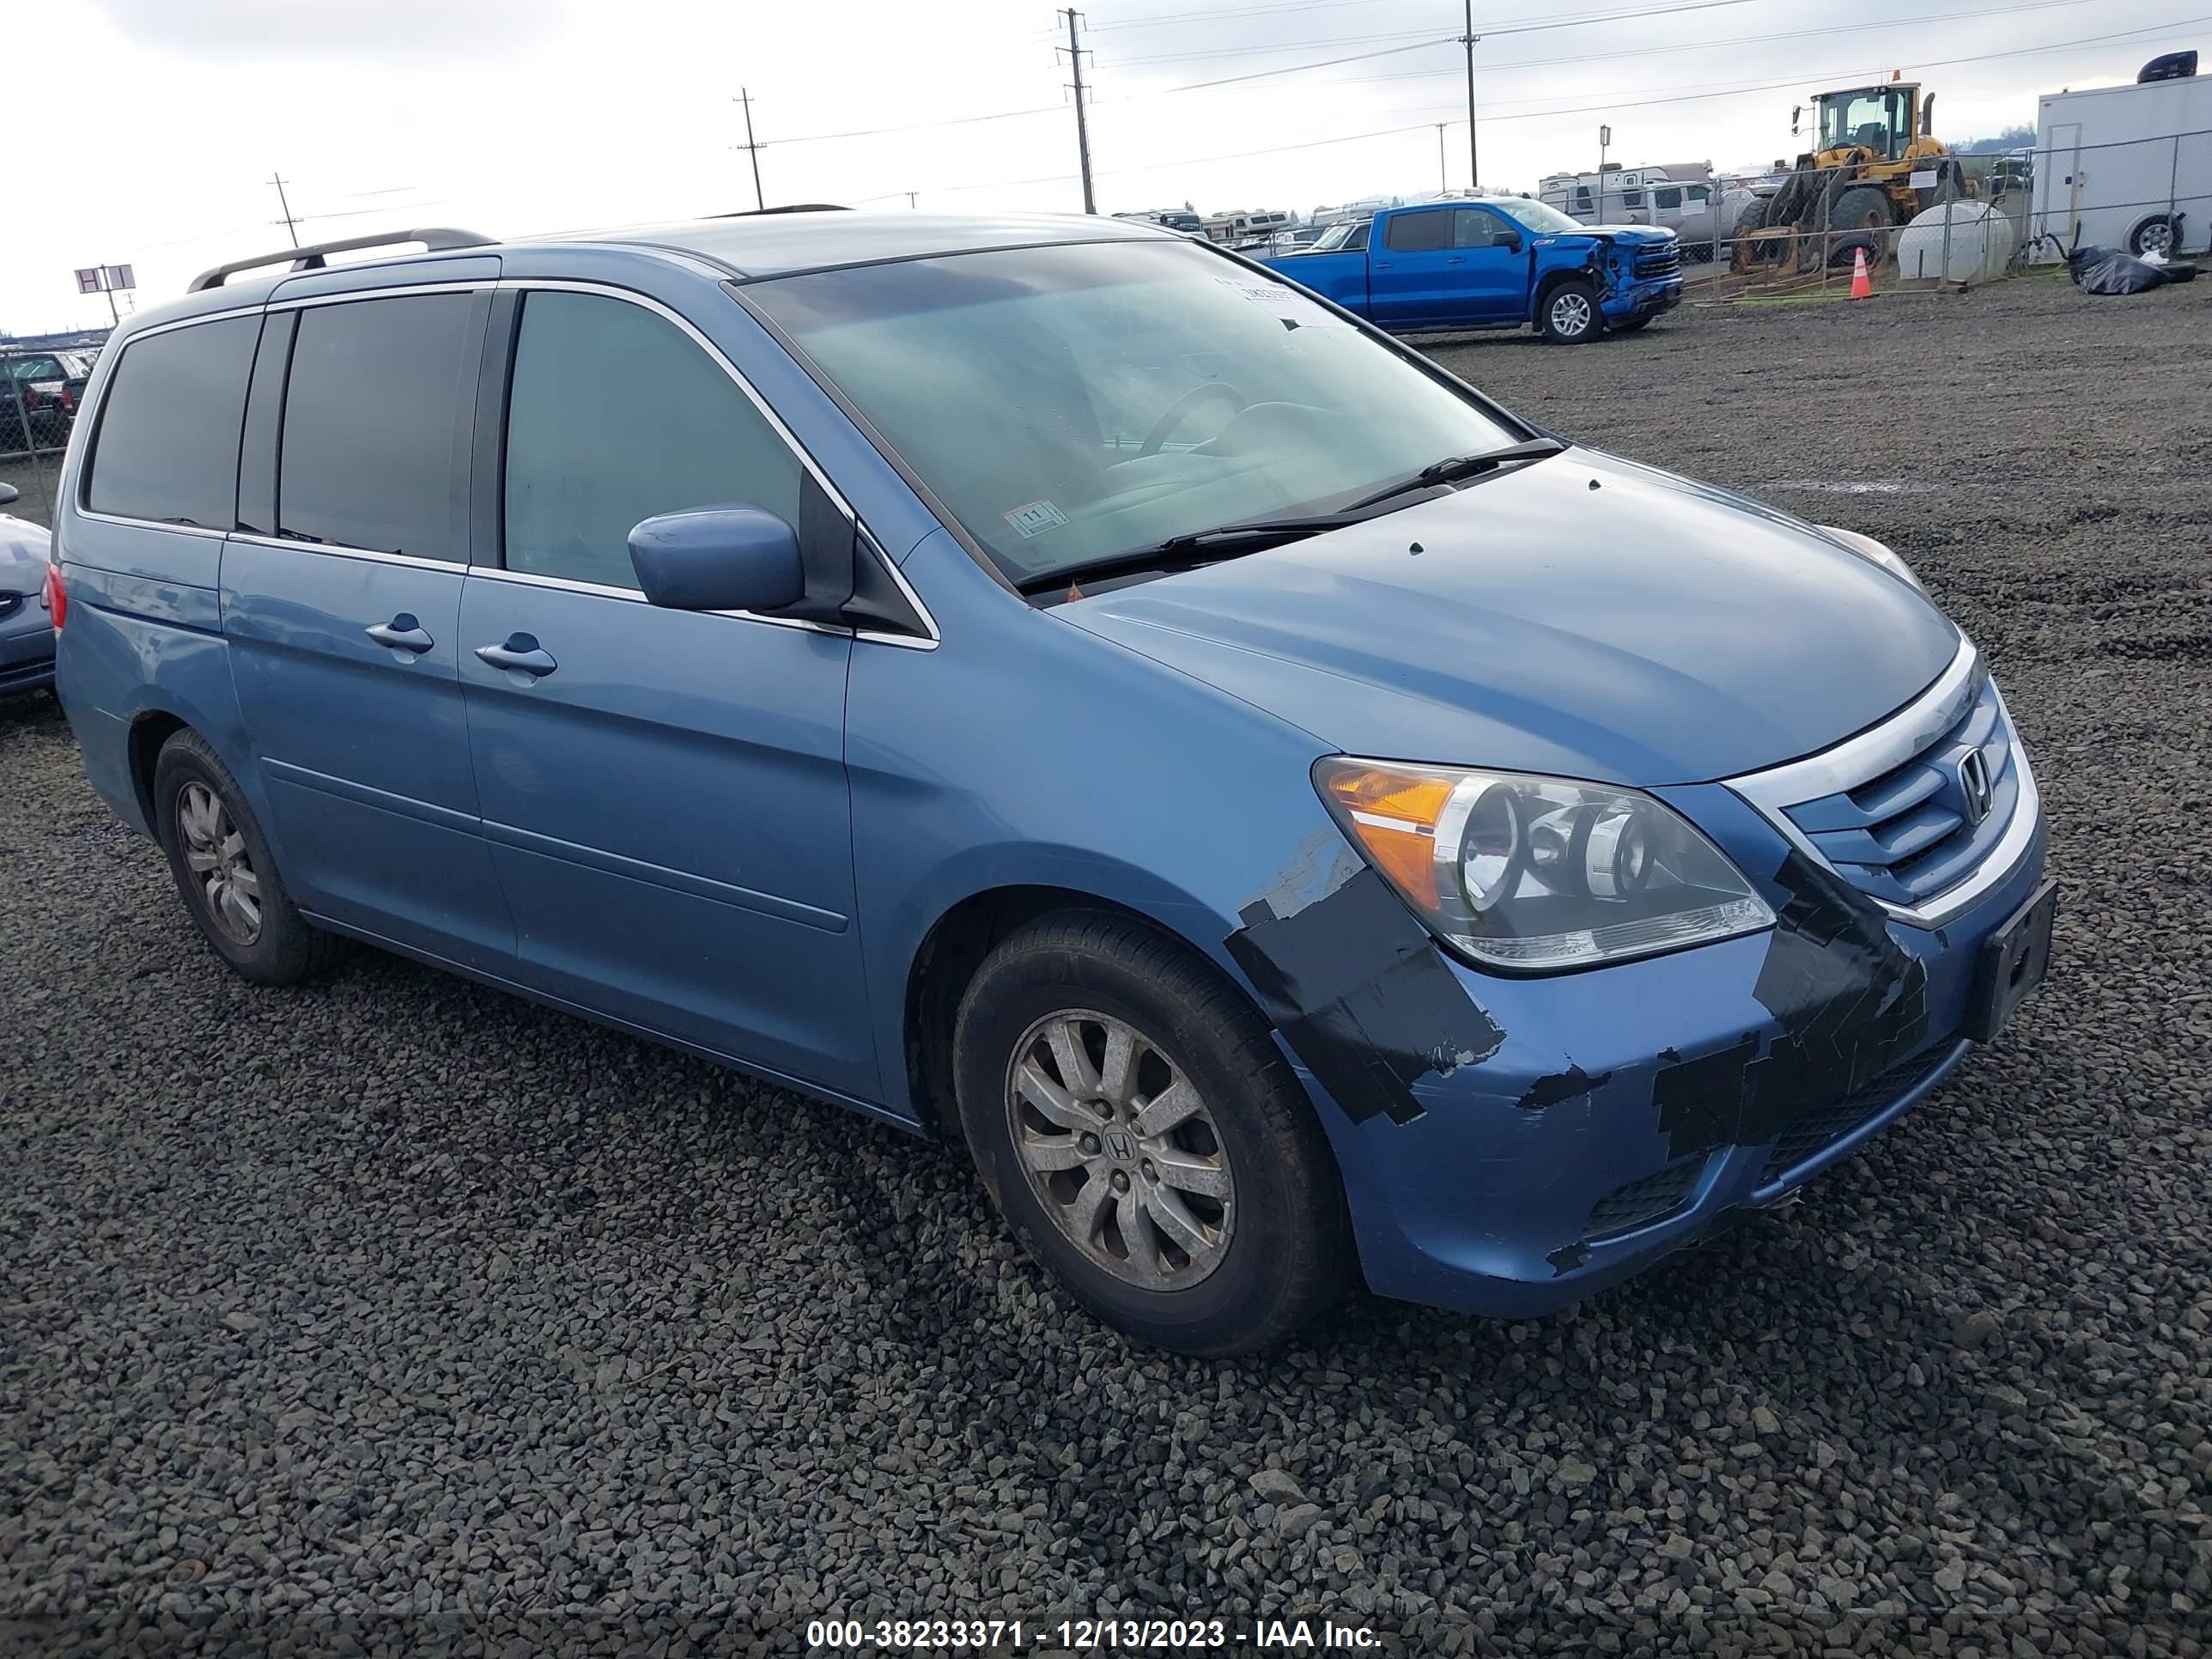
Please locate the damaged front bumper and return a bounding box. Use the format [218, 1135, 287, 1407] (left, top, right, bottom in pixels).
[1601, 277, 1683, 324]
[1278, 774, 2049, 1318]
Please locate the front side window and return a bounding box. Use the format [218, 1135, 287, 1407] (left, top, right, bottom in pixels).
[503, 290, 802, 591]
[748, 240, 1521, 586]
[84, 318, 258, 529]
[1687, 185, 1710, 204]
[1655, 187, 1683, 210]
[279, 294, 474, 561]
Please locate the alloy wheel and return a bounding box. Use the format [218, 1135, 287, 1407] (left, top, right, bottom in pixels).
[1004, 1009, 1236, 1289]
[1551, 292, 1593, 337]
[177, 781, 262, 945]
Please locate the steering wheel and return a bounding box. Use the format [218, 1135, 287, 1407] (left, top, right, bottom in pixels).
[1138, 382, 1248, 459]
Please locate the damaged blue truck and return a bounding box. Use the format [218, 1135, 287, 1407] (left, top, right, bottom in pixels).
[1262, 197, 1685, 342]
[52, 210, 2049, 1357]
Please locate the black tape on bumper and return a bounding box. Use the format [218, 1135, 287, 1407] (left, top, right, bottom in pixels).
[1650, 850, 1930, 1161]
[1226, 866, 1505, 1127]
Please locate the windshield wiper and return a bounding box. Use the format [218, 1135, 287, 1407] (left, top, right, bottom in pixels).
[1340, 436, 1567, 513]
[1013, 513, 1363, 596]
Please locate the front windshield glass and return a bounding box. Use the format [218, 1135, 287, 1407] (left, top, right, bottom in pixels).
[1308, 221, 1362, 251]
[1492, 199, 1582, 234]
[750, 240, 1520, 584]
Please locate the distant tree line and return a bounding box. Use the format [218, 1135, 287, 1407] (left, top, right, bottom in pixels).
[1948, 125, 2036, 155]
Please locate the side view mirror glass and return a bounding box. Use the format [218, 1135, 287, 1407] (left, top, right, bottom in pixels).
[627, 506, 806, 613]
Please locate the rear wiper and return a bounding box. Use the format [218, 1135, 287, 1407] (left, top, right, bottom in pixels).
[1340, 437, 1567, 513]
[1013, 513, 1363, 596]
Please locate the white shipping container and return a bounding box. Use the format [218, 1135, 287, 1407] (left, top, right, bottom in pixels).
[2031, 67, 2212, 258]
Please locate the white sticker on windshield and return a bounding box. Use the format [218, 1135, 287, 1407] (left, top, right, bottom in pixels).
[1002, 499, 1069, 539]
[1214, 276, 1349, 330]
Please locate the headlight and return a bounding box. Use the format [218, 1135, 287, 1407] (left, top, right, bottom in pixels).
[1820, 525, 1927, 596]
[1315, 758, 1775, 972]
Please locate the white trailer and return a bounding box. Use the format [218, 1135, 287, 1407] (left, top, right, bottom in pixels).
[2032, 58, 2212, 258]
[1538, 162, 1722, 248]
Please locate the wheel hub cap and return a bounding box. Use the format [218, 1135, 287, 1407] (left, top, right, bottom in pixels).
[177, 781, 263, 945]
[1005, 1009, 1236, 1290]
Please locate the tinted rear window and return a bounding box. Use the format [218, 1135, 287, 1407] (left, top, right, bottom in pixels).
[279, 294, 474, 560]
[1383, 210, 1450, 252]
[85, 319, 258, 530]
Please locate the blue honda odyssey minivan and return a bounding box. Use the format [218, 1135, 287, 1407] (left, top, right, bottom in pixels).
[50, 213, 2052, 1354]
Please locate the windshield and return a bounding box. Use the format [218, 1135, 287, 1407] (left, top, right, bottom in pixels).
[1491, 199, 1582, 234]
[1820, 88, 1908, 157]
[1309, 221, 1363, 251]
[750, 240, 1521, 586]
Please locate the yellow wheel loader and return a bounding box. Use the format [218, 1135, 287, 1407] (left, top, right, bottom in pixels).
[1732, 78, 1972, 272]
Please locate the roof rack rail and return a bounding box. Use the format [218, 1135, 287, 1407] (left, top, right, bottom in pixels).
[708, 204, 850, 218]
[186, 228, 498, 294]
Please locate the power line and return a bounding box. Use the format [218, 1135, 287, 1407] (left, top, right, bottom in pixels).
[1103, 0, 1762, 64]
[1085, 0, 1399, 33]
[1255, 0, 2109, 93]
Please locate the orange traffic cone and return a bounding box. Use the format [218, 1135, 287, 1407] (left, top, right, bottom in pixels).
[1849, 246, 1874, 300]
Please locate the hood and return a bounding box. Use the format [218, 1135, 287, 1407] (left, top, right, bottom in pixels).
[1059, 448, 1959, 786]
[1562, 225, 1678, 244]
[0, 513, 50, 596]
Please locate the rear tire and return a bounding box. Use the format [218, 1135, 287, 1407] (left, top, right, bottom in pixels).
[153, 730, 335, 986]
[1540, 280, 1601, 343]
[952, 909, 1352, 1356]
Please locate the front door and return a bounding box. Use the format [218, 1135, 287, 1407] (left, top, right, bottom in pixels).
[222, 292, 514, 970]
[459, 286, 875, 1098]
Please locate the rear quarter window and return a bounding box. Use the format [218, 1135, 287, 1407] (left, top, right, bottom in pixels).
[84, 318, 258, 530]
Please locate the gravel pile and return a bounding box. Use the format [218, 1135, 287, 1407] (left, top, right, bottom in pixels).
[4, 275, 2210, 1656]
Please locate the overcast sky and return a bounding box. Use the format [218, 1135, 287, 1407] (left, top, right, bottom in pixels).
[8, 0, 2199, 332]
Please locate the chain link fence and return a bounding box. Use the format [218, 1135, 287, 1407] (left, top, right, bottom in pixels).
[2, 343, 105, 526]
[1674, 127, 2211, 302]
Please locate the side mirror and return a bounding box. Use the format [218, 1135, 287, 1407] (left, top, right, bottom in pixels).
[0, 482, 17, 507]
[627, 506, 805, 613]
[1498, 232, 1523, 252]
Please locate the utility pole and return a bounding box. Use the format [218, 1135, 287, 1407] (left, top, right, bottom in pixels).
[1059, 9, 1097, 215]
[1460, 2, 1480, 192]
[270, 173, 301, 246]
[1434, 123, 1449, 194]
[733, 88, 765, 212]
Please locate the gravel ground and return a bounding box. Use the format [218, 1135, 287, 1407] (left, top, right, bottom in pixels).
[4, 273, 2210, 1657]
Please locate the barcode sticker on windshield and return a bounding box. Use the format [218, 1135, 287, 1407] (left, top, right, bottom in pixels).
[1214, 276, 1348, 330]
[1003, 499, 1069, 539]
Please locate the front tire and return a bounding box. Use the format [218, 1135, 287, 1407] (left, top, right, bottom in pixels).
[153, 730, 334, 986]
[952, 910, 1351, 1356]
[1540, 280, 1601, 343]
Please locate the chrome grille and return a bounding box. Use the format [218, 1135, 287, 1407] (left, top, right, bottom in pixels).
[1634, 246, 1683, 280]
[1727, 643, 2040, 927]
[1782, 675, 2016, 908]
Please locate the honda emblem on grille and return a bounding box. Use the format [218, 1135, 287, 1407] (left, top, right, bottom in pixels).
[1957, 750, 1993, 825]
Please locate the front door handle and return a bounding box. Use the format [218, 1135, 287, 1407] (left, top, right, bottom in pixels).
[475, 635, 559, 679]
[366, 615, 434, 655]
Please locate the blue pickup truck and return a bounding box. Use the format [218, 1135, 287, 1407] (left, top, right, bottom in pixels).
[1262, 197, 1685, 343]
